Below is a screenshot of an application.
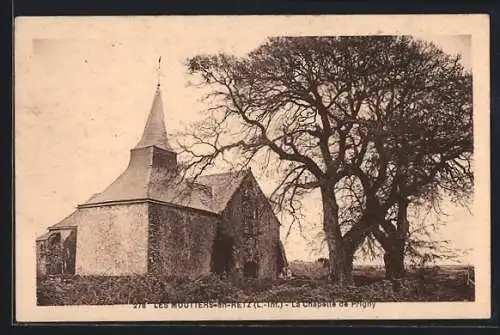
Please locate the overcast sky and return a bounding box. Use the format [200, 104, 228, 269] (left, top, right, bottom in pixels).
[15, 16, 480, 265]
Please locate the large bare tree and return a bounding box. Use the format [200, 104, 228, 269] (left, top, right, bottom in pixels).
[179, 36, 473, 286]
[350, 38, 474, 279]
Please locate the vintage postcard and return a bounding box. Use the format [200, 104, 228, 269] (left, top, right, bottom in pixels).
[14, 14, 491, 322]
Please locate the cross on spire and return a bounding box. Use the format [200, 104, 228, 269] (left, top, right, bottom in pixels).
[156, 56, 162, 87]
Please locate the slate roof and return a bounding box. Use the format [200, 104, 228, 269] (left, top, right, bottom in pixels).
[80, 169, 249, 214]
[35, 231, 52, 241]
[193, 171, 248, 212]
[48, 210, 84, 229]
[80, 147, 155, 207]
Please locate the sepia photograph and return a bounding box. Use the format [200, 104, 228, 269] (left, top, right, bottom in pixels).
[14, 14, 490, 322]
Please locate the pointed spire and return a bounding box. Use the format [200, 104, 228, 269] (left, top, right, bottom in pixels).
[134, 84, 173, 151]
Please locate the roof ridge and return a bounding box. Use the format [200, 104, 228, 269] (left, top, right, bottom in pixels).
[196, 169, 249, 178]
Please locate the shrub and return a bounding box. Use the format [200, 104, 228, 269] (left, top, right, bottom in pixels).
[36, 266, 475, 305]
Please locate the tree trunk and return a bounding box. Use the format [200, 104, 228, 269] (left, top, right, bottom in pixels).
[320, 184, 353, 287]
[342, 196, 382, 285]
[384, 238, 405, 280]
[345, 247, 355, 281]
[385, 197, 409, 280]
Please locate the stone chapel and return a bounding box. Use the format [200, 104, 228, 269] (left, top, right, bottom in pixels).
[36, 83, 288, 280]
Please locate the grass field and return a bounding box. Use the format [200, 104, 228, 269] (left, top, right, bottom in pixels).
[37, 261, 474, 306]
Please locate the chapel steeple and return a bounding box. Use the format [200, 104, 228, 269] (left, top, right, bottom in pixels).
[134, 83, 173, 151]
[131, 57, 178, 173]
[77, 59, 178, 208]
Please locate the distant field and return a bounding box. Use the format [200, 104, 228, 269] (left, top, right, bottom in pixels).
[37, 262, 474, 306]
[289, 260, 474, 281]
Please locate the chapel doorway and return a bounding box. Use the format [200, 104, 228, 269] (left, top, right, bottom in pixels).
[211, 231, 234, 277]
[243, 261, 258, 278]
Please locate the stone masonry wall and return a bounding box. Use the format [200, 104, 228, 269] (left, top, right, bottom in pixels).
[36, 240, 47, 277]
[148, 203, 218, 278]
[221, 174, 281, 280]
[75, 204, 149, 276]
